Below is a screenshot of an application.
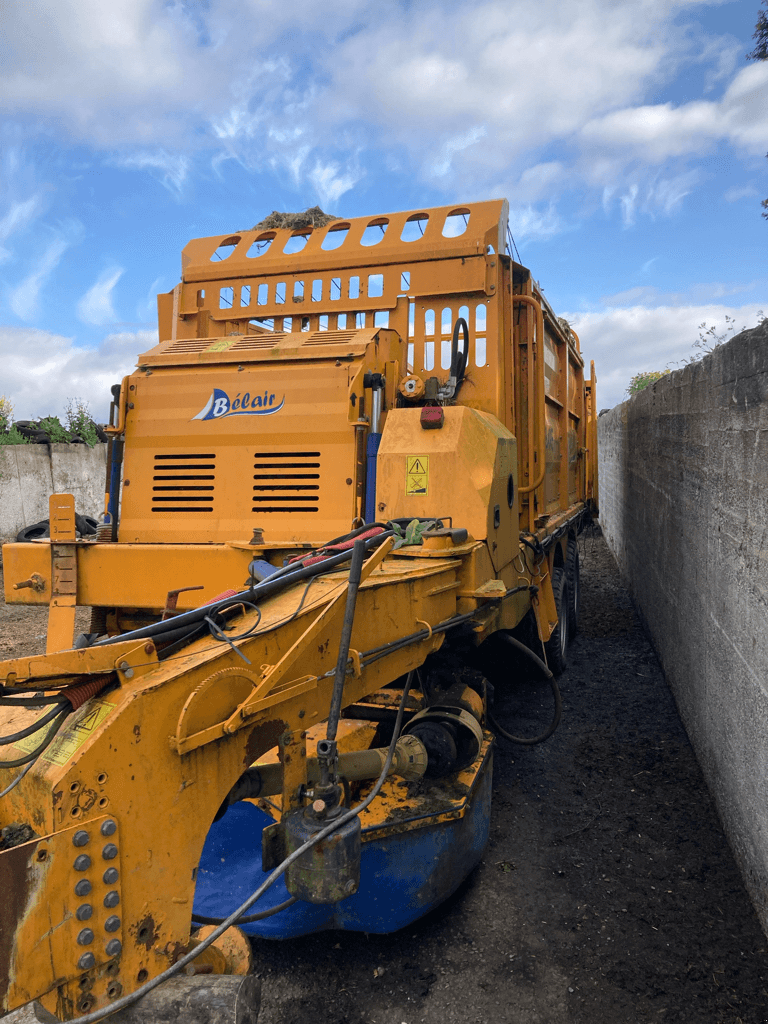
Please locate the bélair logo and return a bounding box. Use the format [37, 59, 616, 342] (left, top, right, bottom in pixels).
[192, 388, 285, 421]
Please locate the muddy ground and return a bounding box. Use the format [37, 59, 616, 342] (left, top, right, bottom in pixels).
[3, 531, 768, 1023]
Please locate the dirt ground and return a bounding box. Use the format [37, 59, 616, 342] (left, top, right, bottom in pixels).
[3, 530, 768, 1023]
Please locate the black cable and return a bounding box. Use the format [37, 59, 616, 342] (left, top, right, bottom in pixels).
[0, 702, 68, 745]
[0, 709, 70, 769]
[0, 690, 68, 706]
[191, 895, 298, 926]
[93, 530, 394, 650]
[487, 634, 562, 745]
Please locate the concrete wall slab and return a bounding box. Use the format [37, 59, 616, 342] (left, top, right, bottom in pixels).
[0, 444, 107, 542]
[598, 320, 768, 935]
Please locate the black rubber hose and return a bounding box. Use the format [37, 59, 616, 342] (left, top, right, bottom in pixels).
[93, 531, 394, 649]
[487, 633, 562, 745]
[0, 709, 71, 768]
[0, 691, 69, 706]
[450, 317, 469, 382]
[326, 537, 366, 743]
[0, 702, 68, 745]
[191, 895, 298, 926]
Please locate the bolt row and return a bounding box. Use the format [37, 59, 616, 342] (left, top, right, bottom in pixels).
[72, 820, 122, 971]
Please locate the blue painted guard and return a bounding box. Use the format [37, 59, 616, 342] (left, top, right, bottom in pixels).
[193, 752, 492, 937]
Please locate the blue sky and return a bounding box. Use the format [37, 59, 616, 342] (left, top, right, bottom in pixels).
[0, 0, 765, 418]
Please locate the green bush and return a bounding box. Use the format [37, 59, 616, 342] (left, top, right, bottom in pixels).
[37, 416, 75, 444]
[65, 398, 99, 447]
[0, 426, 30, 445]
[626, 369, 670, 396]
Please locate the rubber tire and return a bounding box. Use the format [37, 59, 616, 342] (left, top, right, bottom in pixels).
[565, 537, 580, 638]
[16, 520, 50, 542]
[544, 567, 569, 676]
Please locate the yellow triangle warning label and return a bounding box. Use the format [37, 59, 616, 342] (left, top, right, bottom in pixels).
[406, 455, 429, 496]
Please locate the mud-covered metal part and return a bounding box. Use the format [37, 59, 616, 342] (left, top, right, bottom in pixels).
[91, 974, 261, 1024]
[403, 701, 483, 778]
[284, 802, 362, 905]
[220, 733, 429, 814]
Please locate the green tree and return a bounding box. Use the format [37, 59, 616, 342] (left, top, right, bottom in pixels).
[747, 1, 768, 220]
[747, 0, 768, 60]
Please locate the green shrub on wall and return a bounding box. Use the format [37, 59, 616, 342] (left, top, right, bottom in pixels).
[626, 370, 671, 396]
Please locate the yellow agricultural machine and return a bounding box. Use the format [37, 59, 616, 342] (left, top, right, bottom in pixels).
[0, 199, 597, 1022]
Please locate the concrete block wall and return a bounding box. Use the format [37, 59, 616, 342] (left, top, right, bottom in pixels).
[0, 443, 107, 542]
[598, 321, 768, 935]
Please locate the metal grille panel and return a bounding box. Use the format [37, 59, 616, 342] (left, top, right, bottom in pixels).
[253, 451, 320, 513]
[152, 453, 215, 513]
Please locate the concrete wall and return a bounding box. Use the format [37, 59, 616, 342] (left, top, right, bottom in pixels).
[598, 320, 768, 934]
[0, 443, 107, 542]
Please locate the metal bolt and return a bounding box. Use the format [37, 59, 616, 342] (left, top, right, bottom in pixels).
[103, 867, 119, 884]
[118, 662, 134, 679]
[76, 905, 93, 921]
[74, 879, 92, 897]
[74, 855, 91, 872]
[105, 939, 122, 957]
[73, 830, 90, 847]
[77, 953, 96, 971]
[77, 928, 94, 946]
[100, 820, 117, 837]
[104, 890, 120, 909]
[102, 843, 118, 860]
[104, 915, 121, 933]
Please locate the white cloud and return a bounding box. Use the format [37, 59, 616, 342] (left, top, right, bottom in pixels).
[581, 62, 768, 162]
[0, 196, 42, 262]
[563, 302, 767, 411]
[509, 203, 563, 243]
[724, 184, 759, 202]
[0, 0, 760, 222]
[306, 159, 362, 209]
[110, 151, 189, 194]
[77, 267, 124, 326]
[8, 233, 75, 320]
[0, 326, 154, 422]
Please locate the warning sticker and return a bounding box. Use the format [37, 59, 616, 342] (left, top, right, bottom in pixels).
[406, 455, 429, 496]
[15, 701, 115, 767]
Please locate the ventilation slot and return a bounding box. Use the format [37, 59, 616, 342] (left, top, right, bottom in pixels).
[152, 453, 215, 513]
[165, 339, 218, 354]
[230, 334, 287, 351]
[253, 451, 320, 513]
[304, 330, 359, 346]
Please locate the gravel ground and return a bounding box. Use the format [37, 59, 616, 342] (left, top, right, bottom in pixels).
[3, 530, 768, 1023]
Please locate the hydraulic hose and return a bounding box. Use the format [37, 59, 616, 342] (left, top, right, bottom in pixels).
[326, 537, 366, 742]
[487, 633, 562, 745]
[92, 530, 394, 649]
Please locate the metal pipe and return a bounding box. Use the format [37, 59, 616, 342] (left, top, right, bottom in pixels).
[326, 537, 366, 742]
[224, 735, 429, 805]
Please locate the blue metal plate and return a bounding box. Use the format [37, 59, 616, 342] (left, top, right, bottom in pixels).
[193, 753, 492, 937]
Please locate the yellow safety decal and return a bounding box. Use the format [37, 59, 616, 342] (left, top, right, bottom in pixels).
[206, 338, 236, 353]
[405, 455, 429, 496]
[14, 701, 116, 766]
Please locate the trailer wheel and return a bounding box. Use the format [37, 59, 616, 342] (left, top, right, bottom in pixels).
[544, 568, 569, 675]
[565, 536, 580, 637]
